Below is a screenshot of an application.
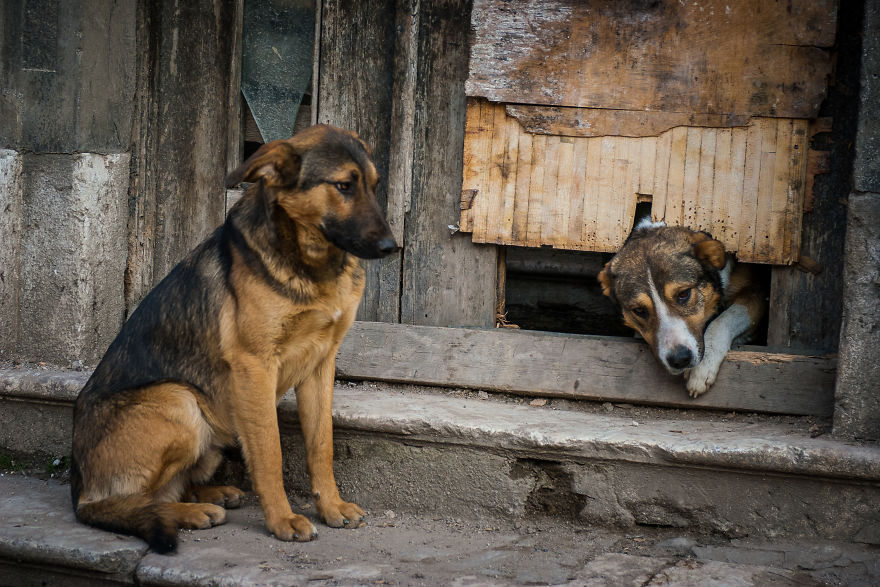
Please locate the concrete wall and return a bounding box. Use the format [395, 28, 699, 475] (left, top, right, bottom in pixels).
[833, 0, 880, 440]
[0, 0, 137, 365]
[0, 0, 239, 366]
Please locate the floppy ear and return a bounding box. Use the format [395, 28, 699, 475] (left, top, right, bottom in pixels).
[597, 261, 615, 298]
[691, 234, 727, 270]
[225, 140, 300, 188]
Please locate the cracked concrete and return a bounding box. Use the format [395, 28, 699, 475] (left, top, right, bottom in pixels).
[2, 475, 878, 586]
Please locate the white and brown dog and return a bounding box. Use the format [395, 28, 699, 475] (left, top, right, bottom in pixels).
[598, 220, 767, 397]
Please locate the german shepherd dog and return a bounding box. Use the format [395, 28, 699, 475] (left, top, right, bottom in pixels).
[598, 220, 766, 397]
[71, 125, 397, 553]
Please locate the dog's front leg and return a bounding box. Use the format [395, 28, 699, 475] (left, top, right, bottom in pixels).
[296, 356, 365, 529]
[231, 362, 318, 542]
[685, 303, 752, 397]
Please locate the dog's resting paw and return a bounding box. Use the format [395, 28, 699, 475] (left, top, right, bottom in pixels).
[187, 485, 246, 509]
[318, 499, 365, 529]
[172, 503, 227, 529]
[267, 514, 318, 542]
[684, 362, 720, 398]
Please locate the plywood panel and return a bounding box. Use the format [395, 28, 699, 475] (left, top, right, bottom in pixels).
[459, 101, 811, 264]
[467, 0, 836, 119]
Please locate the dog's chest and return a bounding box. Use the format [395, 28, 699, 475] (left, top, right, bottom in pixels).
[272, 278, 359, 386]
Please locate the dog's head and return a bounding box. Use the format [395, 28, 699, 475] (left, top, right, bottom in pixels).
[225, 125, 398, 259]
[598, 221, 728, 374]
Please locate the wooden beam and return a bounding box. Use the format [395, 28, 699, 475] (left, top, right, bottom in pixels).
[317, 0, 401, 323]
[399, 0, 497, 328]
[337, 322, 836, 416]
[467, 0, 836, 118]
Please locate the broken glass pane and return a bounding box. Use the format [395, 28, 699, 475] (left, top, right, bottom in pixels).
[242, 0, 315, 143]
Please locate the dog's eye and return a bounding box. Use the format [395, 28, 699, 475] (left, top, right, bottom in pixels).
[334, 181, 352, 193]
[677, 288, 692, 304]
[632, 306, 649, 318]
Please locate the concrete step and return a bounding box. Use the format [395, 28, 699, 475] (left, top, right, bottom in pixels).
[1, 474, 878, 586]
[2, 366, 880, 546]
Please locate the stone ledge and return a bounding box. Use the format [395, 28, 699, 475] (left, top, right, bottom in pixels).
[1, 366, 879, 483]
[2, 475, 876, 586]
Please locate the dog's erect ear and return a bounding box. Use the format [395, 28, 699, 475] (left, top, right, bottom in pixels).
[598, 261, 615, 298]
[691, 233, 727, 270]
[225, 140, 300, 188]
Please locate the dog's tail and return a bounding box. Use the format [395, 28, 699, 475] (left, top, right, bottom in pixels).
[75, 494, 179, 553]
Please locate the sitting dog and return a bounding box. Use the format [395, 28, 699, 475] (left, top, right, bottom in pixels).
[598, 220, 766, 397]
[71, 125, 398, 552]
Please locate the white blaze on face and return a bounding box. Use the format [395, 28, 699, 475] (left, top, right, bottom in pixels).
[647, 267, 700, 373]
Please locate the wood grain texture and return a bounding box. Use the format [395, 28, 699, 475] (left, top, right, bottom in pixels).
[400, 0, 497, 328]
[460, 101, 810, 264]
[466, 0, 836, 118]
[125, 0, 238, 313]
[336, 322, 836, 416]
[506, 105, 753, 139]
[317, 0, 401, 323]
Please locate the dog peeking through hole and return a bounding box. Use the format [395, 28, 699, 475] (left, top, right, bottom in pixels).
[71, 125, 398, 553]
[598, 219, 767, 397]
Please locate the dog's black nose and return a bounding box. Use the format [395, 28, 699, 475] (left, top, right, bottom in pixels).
[376, 237, 399, 255]
[666, 346, 693, 370]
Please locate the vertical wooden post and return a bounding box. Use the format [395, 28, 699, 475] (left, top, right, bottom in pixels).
[316, 0, 401, 323]
[400, 0, 497, 328]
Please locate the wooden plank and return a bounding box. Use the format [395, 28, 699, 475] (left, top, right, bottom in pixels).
[638, 136, 657, 197]
[459, 99, 484, 233]
[386, 0, 419, 242]
[554, 138, 575, 247]
[506, 105, 752, 139]
[786, 121, 810, 261]
[225, 0, 244, 176]
[624, 137, 642, 237]
[567, 137, 589, 245]
[665, 127, 688, 226]
[595, 137, 618, 252]
[400, 0, 496, 328]
[681, 127, 702, 228]
[525, 133, 547, 247]
[497, 114, 520, 243]
[738, 121, 763, 257]
[754, 118, 779, 262]
[467, 0, 836, 118]
[651, 130, 672, 223]
[459, 106, 807, 263]
[711, 129, 732, 242]
[581, 137, 602, 249]
[539, 135, 561, 246]
[696, 128, 716, 234]
[319, 0, 401, 322]
[764, 6, 859, 354]
[769, 119, 794, 263]
[337, 322, 836, 416]
[511, 125, 532, 242]
[483, 102, 509, 243]
[131, 0, 239, 305]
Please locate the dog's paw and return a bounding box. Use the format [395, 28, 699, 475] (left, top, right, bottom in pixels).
[684, 358, 722, 398]
[174, 503, 227, 529]
[267, 513, 318, 542]
[187, 485, 246, 509]
[318, 499, 365, 529]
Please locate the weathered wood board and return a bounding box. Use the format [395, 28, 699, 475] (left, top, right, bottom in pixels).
[460, 100, 809, 264]
[317, 0, 401, 323]
[336, 322, 836, 416]
[466, 0, 836, 119]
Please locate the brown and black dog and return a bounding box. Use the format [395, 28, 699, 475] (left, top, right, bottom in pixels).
[71, 125, 397, 553]
[598, 220, 766, 397]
